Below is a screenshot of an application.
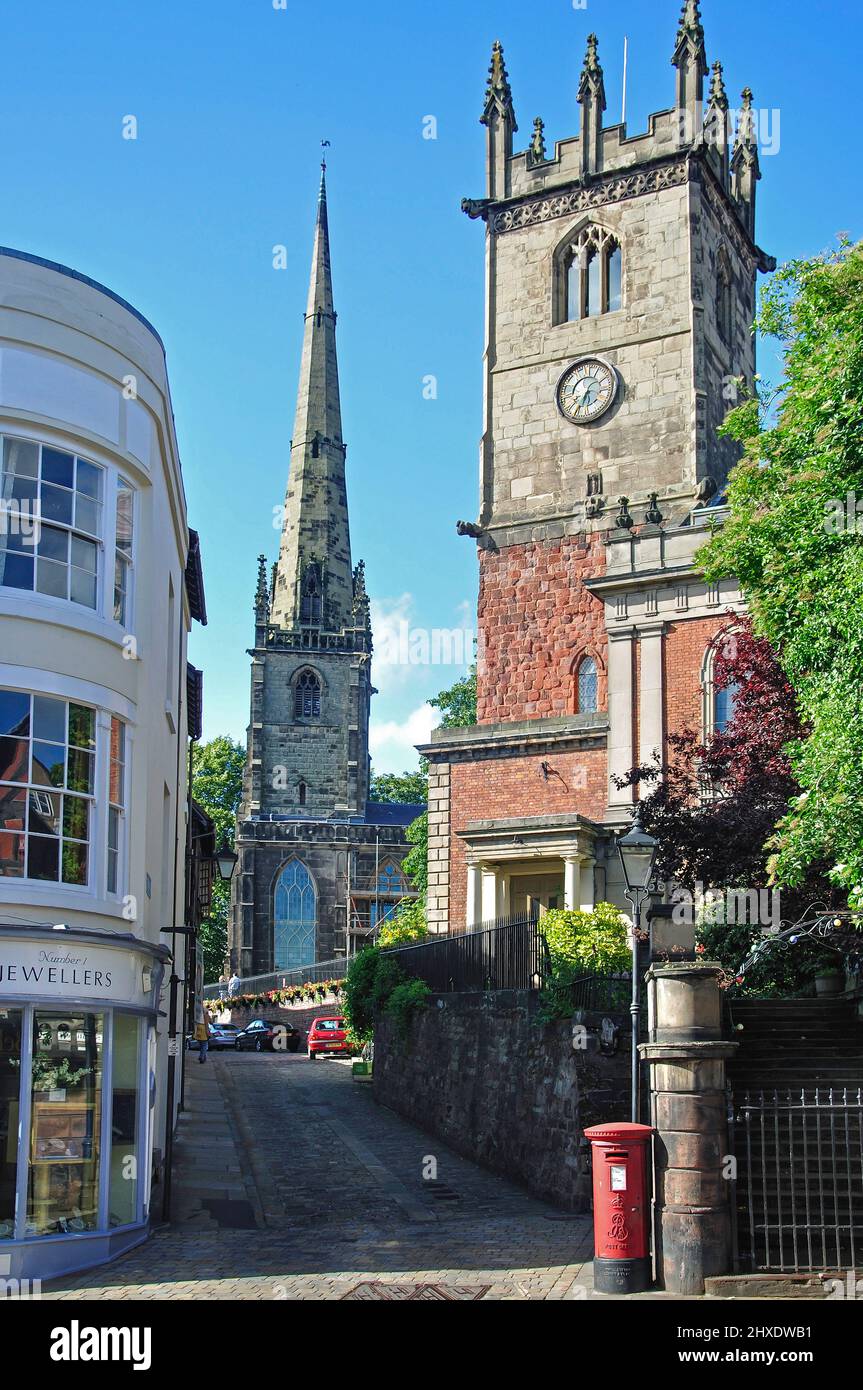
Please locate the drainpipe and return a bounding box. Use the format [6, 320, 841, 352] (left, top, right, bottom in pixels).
[160, 601, 187, 1224]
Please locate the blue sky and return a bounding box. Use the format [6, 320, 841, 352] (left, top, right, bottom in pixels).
[2, 0, 860, 773]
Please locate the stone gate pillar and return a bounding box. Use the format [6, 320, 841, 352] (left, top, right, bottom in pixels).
[639, 961, 738, 1294]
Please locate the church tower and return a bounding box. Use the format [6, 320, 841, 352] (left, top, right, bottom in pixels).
[421, 4, 774, 933]
[231, 167, 422, 976]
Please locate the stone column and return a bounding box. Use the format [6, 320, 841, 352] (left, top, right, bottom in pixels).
[638, 621, 666, 770]
[639, 962, 738, 1295]
[466, 863, 482, 928]
[563, 856, 579, 911]
[480, 864, 498, 923]
[607, 627, 635, 813]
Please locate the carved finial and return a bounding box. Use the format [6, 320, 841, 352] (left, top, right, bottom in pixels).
[673, 0, 706, 58]
[530, 116, 547, 162]
[708, 60, 728, 110]
[352, 559, 370, 628]
[734, 88, 758, 154]
[731, 88, 761, 232]
[255, 554, 269, 618]
[481, 39, 517, 131]
[645, 493, 664, 526]
[616, 497, 634, 530]
[577, 33, 606, 106]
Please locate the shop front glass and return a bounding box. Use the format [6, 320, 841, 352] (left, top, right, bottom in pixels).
[109, 1012, 141, 1227]
[0, 1008, 22, 1239]
[27, 1011, 103, 1237]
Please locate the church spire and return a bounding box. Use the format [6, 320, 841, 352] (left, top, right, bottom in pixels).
[269, 158, 354, 631]
[672, 0, 708, 141]
[577, 33, 606, 178]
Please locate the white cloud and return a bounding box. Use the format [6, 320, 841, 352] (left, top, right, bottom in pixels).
[368, 702, 435, 773]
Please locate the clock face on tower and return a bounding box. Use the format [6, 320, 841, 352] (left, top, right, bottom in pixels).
[556, 357, 619, 425]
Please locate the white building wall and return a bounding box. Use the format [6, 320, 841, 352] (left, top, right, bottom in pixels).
[0, 249, 191, 1185]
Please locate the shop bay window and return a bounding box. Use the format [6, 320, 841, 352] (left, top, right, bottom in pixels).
[0, 438, 101, 608]
[0, 689, 128, 892]
[0, 435, 137, 623]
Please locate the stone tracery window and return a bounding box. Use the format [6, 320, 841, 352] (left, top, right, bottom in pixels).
[299, 563, 322, 625]
[293, 668, 321, 721]
[560, 226, 622, 323]
[273, 859, 316, 970]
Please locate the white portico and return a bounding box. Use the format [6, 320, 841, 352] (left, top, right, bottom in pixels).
[459, 814, 598, 927]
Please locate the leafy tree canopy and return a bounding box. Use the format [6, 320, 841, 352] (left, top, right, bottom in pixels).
[190, 735, 245, 981]
[702, 242, 863, 904]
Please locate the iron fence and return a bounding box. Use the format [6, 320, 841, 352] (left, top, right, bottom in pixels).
[730, 1087, 863, 1273]
[569, 971, 632, 1014]
[383, 914, 549, 993]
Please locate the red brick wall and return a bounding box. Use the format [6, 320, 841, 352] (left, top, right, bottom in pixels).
[477, 533, 607, 723]
[448, 746, 607, 928]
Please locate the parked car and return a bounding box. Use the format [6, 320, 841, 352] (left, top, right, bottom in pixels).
[235, 1018, 301, 1053]
[307, 1015, 352, 1059]
[185, 1022, 240, 1051]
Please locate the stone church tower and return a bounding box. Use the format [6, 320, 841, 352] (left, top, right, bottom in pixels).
[421, 5, 774, 931]
[230, 168, 423, 976]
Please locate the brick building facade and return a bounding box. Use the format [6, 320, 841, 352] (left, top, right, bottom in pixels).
[421, 7, 773, 932]
[229, 167, 422, 975]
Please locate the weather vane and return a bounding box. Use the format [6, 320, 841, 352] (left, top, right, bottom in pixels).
[321, 138, 330, 172]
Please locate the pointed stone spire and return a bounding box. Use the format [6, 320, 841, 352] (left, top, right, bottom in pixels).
[731, 88, 760, 236]
[270, 161, 354, 631]
[481, 40, 517, 200]
[704, 60, 730, 186]
[577, 33, 606, 177]
[672, 0, 708, 142]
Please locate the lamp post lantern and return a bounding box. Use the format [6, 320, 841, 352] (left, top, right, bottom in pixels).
[616, 807, 658, 1122]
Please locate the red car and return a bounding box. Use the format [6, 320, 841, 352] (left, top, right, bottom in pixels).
[307, 1015, 351, 1059]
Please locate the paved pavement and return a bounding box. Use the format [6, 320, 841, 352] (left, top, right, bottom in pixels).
[42, 1050, 599, 1301]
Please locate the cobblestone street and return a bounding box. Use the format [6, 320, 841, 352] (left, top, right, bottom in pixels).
[42, 1053, 596, 1301]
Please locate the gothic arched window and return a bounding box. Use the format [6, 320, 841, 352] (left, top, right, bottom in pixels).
[702, 631, 741, 738]
[273, 859, 316, 970]
[575, 656, 599, 713]
[560, 227, 622, 324]
[298, 780, 307, 807]
[294, 669, 321, 720]
[300, 564, 322, 625]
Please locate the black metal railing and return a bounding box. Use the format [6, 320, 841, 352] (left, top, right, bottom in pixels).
[383, 914, 548, 993]
[569, 971, 632, 1014]
[730, 1086, 863, 1273]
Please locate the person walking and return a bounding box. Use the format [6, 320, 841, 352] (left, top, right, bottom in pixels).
[195, 1012, 212, 1064]
[228, 970, 241, 999]
[218, 973, 228, 1001]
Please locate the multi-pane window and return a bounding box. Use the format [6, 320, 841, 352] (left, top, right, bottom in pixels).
[0, 438, 102, 608]
[107, 717, 126, 894]
[274, 860, 316, 970]
[562, 228, 622, 323]
[114, 479, 134, 625]
[0, 690, 95, 885]
[300, 564, 322, 624]
[576, 657, 599, 713]
[294, 669, 321, 720]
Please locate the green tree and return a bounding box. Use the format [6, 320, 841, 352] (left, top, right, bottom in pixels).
[400, 666, 478, 893]
[702, 242, 863, 904]
[369, 769, 428, 803]
[429, 665, 477, 728]
[190, 735, 245, 980]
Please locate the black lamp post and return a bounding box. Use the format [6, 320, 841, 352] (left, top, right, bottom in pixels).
[617, 807, 658, 1122]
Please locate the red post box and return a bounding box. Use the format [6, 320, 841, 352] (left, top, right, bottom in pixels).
[583, 1121, 653, 1294]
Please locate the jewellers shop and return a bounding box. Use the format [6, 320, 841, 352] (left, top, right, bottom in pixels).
[0, 925, 169, 1281]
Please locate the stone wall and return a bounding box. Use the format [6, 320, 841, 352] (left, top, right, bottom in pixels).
[373, 989, 629, 1210]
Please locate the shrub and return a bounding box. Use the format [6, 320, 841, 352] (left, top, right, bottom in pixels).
[538, 902, 630, 1022]
[385, 978, 431, 1040]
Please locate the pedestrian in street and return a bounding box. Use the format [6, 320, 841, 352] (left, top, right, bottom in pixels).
[229, 970, 241, 998]
[195, 1013, 212, 1064]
